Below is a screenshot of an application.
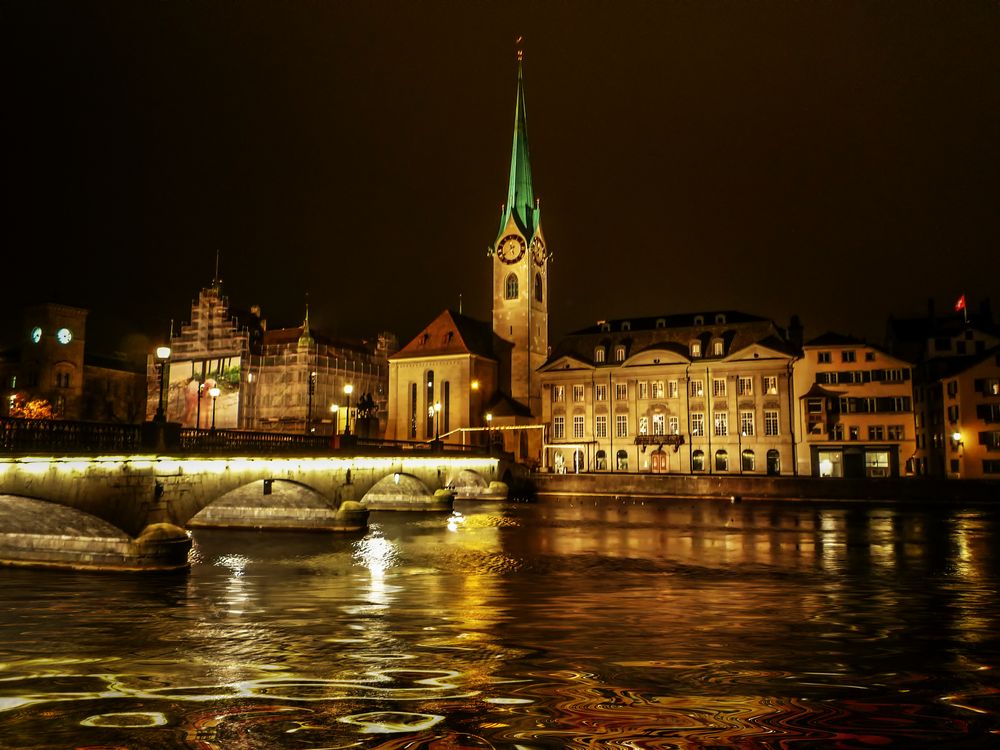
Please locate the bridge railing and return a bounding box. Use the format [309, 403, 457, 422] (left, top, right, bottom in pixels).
[0, 417, 487, 457]
[0, 417, 142, 454]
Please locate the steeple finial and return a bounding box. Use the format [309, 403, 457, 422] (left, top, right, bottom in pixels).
[516, 35, 524, 62]
[497, 43, 536, 239]
[298, 295, 314, 350]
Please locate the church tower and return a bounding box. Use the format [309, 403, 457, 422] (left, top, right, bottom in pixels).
[491, 49, 549, 417]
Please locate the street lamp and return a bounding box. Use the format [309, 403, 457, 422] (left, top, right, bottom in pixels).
[434, 401, 441, 442]
[209, 386, 221, 431]
[306, 371, 317, 434]
[485, 411, 493, 452]
[330, 403, 339, 435]
[343, 384, 354, 435]
[154, 346, 171, 422]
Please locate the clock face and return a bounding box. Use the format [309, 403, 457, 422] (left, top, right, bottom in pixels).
[531, 237, 547, 266]
[30, 326, 42, 344]
[497, 234, 526, 264]
[56, 327, 73, 344]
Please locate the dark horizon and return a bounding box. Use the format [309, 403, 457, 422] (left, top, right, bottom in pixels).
[3, 1, 998, 356]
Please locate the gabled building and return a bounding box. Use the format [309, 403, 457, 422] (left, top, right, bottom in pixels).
[538, 312, 800, 475]
[793, 333, 916, 478]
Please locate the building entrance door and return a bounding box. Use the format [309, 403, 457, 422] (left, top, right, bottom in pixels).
[650, 449, 668, 473]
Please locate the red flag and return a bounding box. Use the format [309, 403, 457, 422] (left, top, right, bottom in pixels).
[955, 294, 966, 312]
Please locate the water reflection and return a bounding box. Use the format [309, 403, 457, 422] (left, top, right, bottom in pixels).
[0, 497, 997, 748]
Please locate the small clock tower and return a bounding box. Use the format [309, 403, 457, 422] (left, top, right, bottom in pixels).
[492, 50, 549, 417]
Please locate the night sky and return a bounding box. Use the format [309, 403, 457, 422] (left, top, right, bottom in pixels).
[3, 1, 998, 358]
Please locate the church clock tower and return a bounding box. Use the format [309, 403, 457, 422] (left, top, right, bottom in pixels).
[491, 50, 549, 417]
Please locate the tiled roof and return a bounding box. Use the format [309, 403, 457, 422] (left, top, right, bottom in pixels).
[392, 310, 498, 361]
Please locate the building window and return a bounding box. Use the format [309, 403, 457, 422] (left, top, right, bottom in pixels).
[712, 340, 724, 356]
[572, 384, 585, 402]
[595, 450, 607, 470]
[737, 376, 753, 396]
[638, 416, 648, 435]
[615, 383, 628, 400]
[553, 416, 565, 439]
[552, 385, 565, 403]
[594, 347, 606, 363]
[841, 350, 857, 363]
[616, 450, 629, 471]
[983, 460, 1000, 474]
[638, 381, 648, 400]
[534, 273, 542, 302]
[887, 425, 905, 440]
[668, 380, 678, 399]
[947, 405, 959, 423]
[715, 449, 729, 471]
[691, 412, 705, 436]
[764, 410, 779, 436]
[690, 379, 704, 398]
[946, 380, 958, 398]
[865, 351, 876, 361]
[425, 370, 435, 438]
[692, 450, 705, 472]
[595, 414, 608, 438]
[712, 378, 727, 397]
[868, 425, 885, 441]
[668, 415, 679, 435]
[652, 413, 665, 435]
[714, 412, 728, 437]
[595, 384, 607, 401]
[740, 410, 755, 436]
[651, 381, 664, 399]
[573, 415, 585, 439]
[832, 423, 844, 440]
[690, 341, 702, 358]
[615, 346, 626, 362]
[763, 376, 778, 395]
[867, 450, 891, 477]
[817, 351, 831, 363]
[742, 449, 755, 472]
[409, 382, 417, 438]
[616, 414, 629, 437]
[504, 273, 519, 300]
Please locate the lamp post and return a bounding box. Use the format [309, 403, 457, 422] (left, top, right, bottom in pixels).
[330, 404, 339, 435]
[485, 412, 493, 453]
[154, 346, 171, 422]
[434, 401, 441, 442]
[343, 384, 354, 435]
[209, 386, 221, 431]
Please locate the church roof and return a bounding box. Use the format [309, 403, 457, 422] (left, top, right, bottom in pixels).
[497, 58, 538, 239]
[392, 309, 498, 361]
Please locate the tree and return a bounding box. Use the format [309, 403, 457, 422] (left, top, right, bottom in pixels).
[9, 395, 54, 420]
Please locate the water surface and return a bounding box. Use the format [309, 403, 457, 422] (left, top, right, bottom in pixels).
[1, 497, 998, 748]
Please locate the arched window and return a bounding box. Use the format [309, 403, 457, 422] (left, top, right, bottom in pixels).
[573, 450, 584, 473]
[712, 339, 724, 356]
[425, 370, 435, 439]
[595, 450, 607, 470]
[767, 449, 780, 475]
[505, 273, 519, 300]
[692, 449, 705, 472]
[594, 347, 606, 363]
[742, 449, 755, 472]
[616, 449, 629, 471]
[690, 341, 702, 358]
[615, 346, 626, 362]
[715, 449, 729, 472]
[534, 273, 543, 302]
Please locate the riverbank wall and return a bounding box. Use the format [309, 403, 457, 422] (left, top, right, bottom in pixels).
[533, 472, 1000, 504]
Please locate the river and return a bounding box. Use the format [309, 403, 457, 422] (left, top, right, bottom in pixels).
[1, 496, 998, 748]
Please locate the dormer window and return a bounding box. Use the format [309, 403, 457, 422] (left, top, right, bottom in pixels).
[691, 341, 702, 358]
[655, 318, 666, 329]
[712, 340, 724, 356]
[715, 313, 726, 325]
[600, 322, 611, 333]
[594, 347, 606, 364]
[615, 346, 626, 362]
[694, 315, 704, 326]
[621, 321, 631, 332]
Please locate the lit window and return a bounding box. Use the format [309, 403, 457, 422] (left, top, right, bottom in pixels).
[573, 415, 585, 439]
[615, 383, 628, 400]
[616, 414, 629, 437]
[652, 413, 665, 435]
[740, 410, 755, 436]
[616, 449, 629, 471]
[595, 384, 607, 401]
[741, 449, 755, 472]
[712, 378, 727, 397]
[615, 346, 626, 362]
[553, 416, 565, 439]
[692, 449, 705, 471]
[737, 376, 753, 396]
[668, 415, 679, 434]
[690, 379, 704, 398]
[668, 380, 678, 399]
[715, 449, 729, 471]
[638, 416, 648, 435]
[595, 415, 608, 438]
[712, 340, 724, 356]
[651, 381, 664, 399]
[691, 341, 702, 358]
[552, 385, 565, 403]
[572, 384, 585, 402]
[594, 347, 606, 363]
[691, 412, 705, 436]
[714, 412, 728, 437]
[763, 376, 778, 395]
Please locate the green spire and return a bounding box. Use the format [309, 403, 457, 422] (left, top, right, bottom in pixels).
[297, 303, 314, 350]
[500, 55, 537, 238]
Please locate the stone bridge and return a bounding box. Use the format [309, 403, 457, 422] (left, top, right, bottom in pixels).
[0, 419, 518, 571]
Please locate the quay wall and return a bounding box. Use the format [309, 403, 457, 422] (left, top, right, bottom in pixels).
[533, 472, 1000, 504]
